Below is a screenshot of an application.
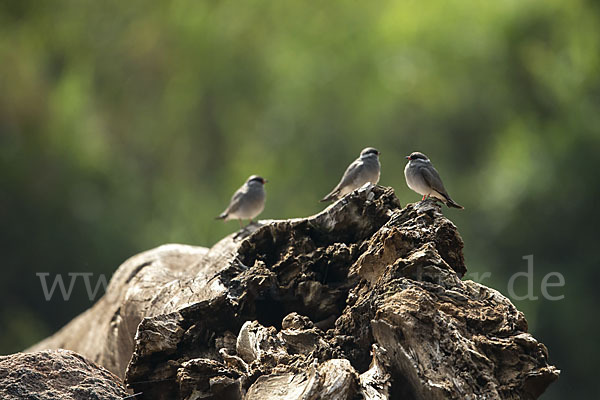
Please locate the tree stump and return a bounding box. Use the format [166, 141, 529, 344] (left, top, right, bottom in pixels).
[27, 185, 559, 399]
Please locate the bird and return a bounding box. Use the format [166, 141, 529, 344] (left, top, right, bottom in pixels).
[404, 151, 464, 209]
[216, 175, 267, 227]
[320, 147, 381, 202]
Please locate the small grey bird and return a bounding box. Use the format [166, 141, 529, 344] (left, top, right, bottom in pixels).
[216, 175, 267, 227]
[321, 147, 381, 202]
[404, 152, 464, 209]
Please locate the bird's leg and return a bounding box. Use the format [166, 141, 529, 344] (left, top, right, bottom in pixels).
[422, 194, 426, 201]
[238, 219, 243, 229]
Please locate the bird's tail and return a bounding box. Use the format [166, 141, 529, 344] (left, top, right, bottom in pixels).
[215, 212, 227, 220]
[446, 199, 464, 209]
[320, 190, 338, 203]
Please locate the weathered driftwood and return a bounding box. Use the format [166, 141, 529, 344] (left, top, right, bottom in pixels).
[28, 185, 559, 399]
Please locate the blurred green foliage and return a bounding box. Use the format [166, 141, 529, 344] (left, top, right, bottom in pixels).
[1, 0, 599, 397]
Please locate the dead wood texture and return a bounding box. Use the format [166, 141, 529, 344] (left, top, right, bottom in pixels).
[27, 184, 559, 399]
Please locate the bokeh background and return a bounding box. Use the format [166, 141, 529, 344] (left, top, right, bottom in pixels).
[1, 0, 599, 398]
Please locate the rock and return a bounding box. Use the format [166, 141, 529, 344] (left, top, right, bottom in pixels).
[26, 184, 559, 399]
[0, 349, 129, 400]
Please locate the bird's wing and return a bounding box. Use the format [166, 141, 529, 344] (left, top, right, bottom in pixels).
[420, 165, 450, 201]
[321, 159, 363, 201]
[224, 185, 248, 215]
[336, 159, 363, 190]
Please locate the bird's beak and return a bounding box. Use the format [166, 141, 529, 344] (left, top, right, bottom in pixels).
[263, 179, 268, 184]
[405, 156, 411, 160]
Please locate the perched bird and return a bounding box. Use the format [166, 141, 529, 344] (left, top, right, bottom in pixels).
[216, 175, 267, 227]
[404, 152, 464, 209]
[321, 147, 381, 202]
